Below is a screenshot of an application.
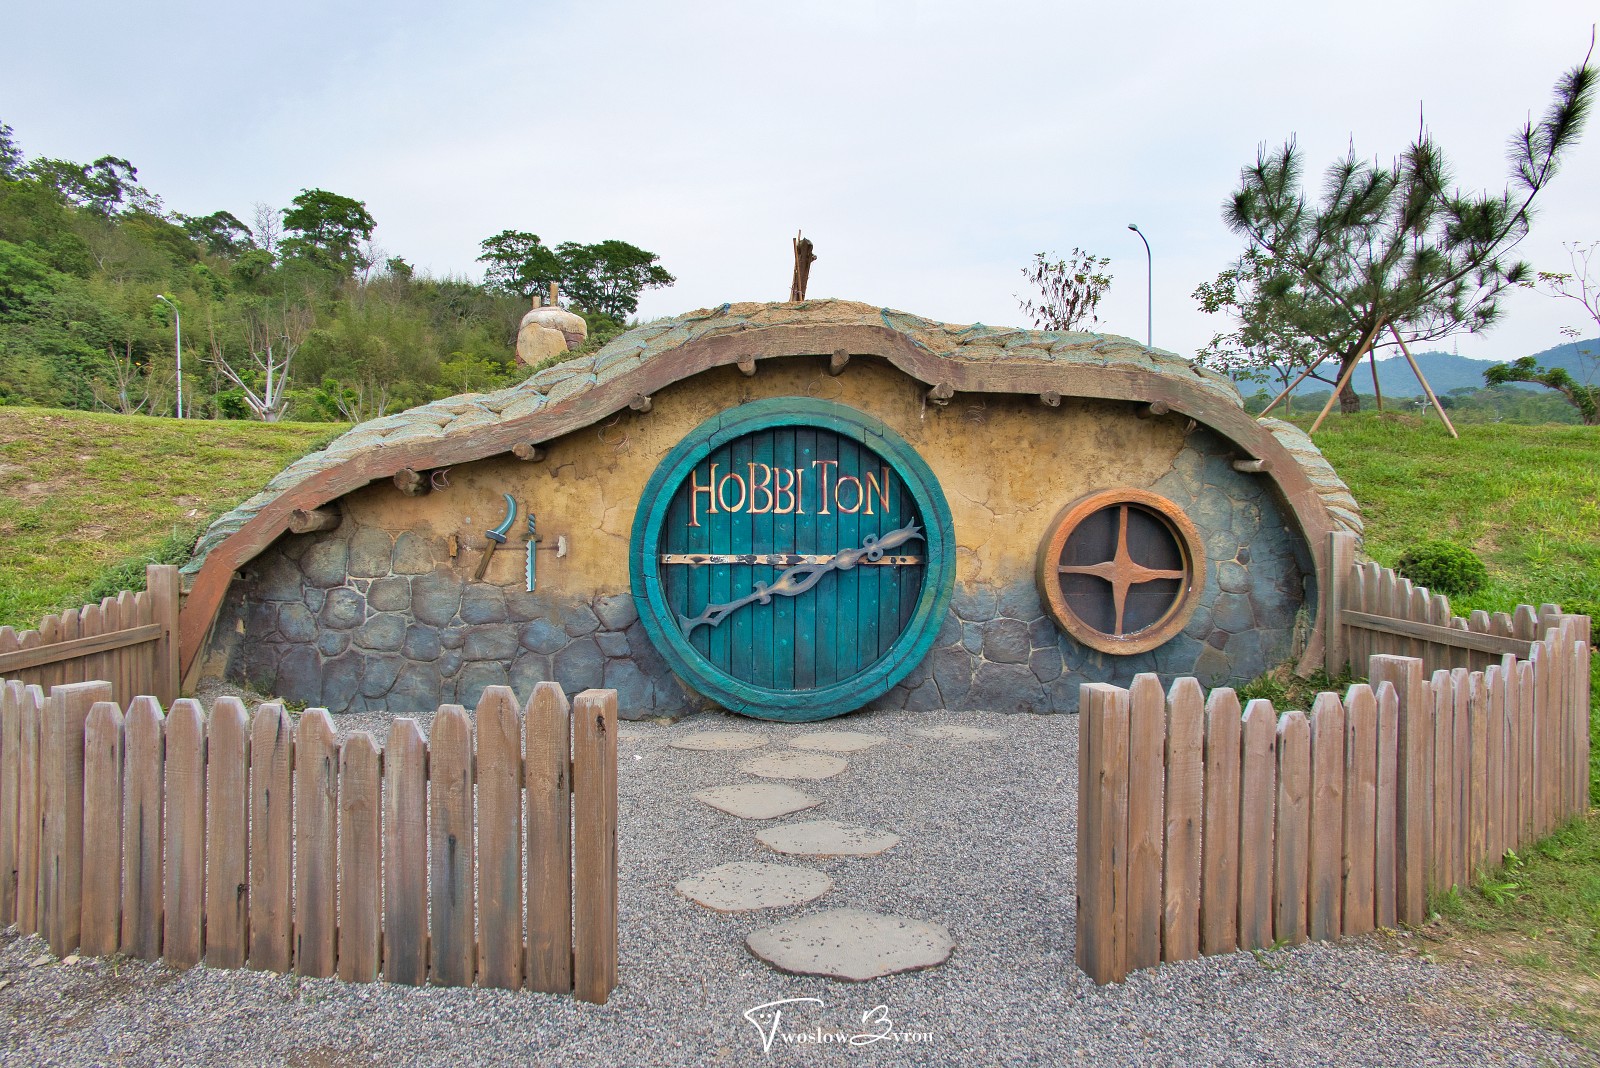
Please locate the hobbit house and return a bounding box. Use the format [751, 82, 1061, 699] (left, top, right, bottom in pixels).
[180, 300, 1362, 721]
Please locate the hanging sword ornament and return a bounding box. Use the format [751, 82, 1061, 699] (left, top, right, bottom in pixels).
[473, 493, 518, 581]
[677, 520, 923, 635]
[525, 512, 540, 592]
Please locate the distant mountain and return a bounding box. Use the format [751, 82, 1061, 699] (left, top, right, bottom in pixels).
[1247, 336, 1599, 396]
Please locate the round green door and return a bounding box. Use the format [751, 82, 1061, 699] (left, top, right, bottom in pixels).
[630, 398, 954, 721]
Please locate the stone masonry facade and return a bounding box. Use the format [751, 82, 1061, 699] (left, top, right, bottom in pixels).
[217, 427, 1310, 720]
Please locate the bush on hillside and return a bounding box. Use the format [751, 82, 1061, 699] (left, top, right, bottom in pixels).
[1395, 541, 1488, 597]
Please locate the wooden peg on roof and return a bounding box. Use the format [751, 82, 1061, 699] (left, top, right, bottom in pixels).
[512, 443, 547, 462]
[737, 355, 757, 377]
[828, 348, 850, 376]
[1040, 390, 1062, 407]
[288, 507, 341, 534]
[629, 393, 653, 413]
[1136, 401, 1171, 419]
[790, 231, 816, 302]
[927, 382, 955, 406]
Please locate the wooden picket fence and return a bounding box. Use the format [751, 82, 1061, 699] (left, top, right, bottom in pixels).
[1324, 530, 1564, 678]
[1077, 612, 1590, 984]
[0, 564, 179, 707]
[0, 678, 618, 1003]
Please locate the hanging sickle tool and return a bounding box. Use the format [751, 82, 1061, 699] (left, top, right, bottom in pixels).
[525, 512, 540, 591]
[473, 493, 518, 581]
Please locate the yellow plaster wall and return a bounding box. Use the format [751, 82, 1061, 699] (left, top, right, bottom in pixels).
[330, 356, 1188, 595]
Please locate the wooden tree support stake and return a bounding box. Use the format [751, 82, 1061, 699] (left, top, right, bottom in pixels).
[926, 383, 955, 406]
[1040, 391, 1062, 407]
[288, 507, 341, 534]
[1388, 326, 1459, 439]
[512, 443, 547, 462]
[629, 394, 653, 413]
[736, 355, 757, 377]
[828, 349, 850, 376]
[393, 469, 429, 497]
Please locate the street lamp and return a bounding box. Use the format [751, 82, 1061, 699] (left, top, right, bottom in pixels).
[155, 294, 183, 418]
[1127, 224, 1152, 349]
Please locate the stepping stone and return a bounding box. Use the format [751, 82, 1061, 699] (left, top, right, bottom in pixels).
[676, 862, 832, 912]
[738, 751, 847, 780]
[670, 730, 768, 752]
[757, 819, 900, 857]
[695, 782, 822, 820]
[788, 730, 886, 753]
[912, 725, 1004, 742]
[747, 908, 955, 981]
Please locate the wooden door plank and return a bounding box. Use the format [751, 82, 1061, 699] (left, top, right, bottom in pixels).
[81, 700, 125, 957]
[382, 718, 428, 985]
[1162, 677, 1204, 963]
[476, 686, 524, 991]
[294, 709, 339, 978]
[1199, 687, 1242, 955]
[120, 696, 165, 959]
[730, 434, 755, 686]
[1342, 684, 1378, 935]
[430, 704, 475, 987]
[40, 681, 111, 955]
[337, 731, 381, 983]
[572, 689, 619, 1003]
[1238, 699, 1277, 951]
[1308, 691, 1344, 942]
[163, 699, 206, 968]
[793, 426, 818, 689]
[205, 697, 250, 968]
[248, 701, 294, 972]
[1076, 683, 1130, 984]
[525, 682, 572, 994]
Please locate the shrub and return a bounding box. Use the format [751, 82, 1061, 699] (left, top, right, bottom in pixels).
[1395, 541, 1488, 596]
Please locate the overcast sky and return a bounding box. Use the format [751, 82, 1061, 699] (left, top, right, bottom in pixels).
[6, 1, 1598, 362]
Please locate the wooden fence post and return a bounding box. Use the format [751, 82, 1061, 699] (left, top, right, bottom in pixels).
[1273, 711, 1311, 946]
[1199, 688, 1241, 956]
[1076, 683, 1130, 984]
[1342, 684, 1378, 935]
[147, 565, 180, 706]
[429, 705, 476, 987]
[1369, 655, 1429, 924]
[39, 681, 111, 955]
[572, 688, 619, 1005]
[204, 697, 250, 969]
[80, 700, 125, 957]
[1374, 681, 1399, 927]
[476, 686, 524, 992]
[382, 719, 429, 986]
[163, 699, 206, 968]
[1126, 674, 1166, 973]
[1307, 692, 1345, 942]
[337, 731, 382, 984]
[1237, 699, 1277, 951]
[0, 681, 23, 926]
[248, 702, 294, 972]
[293, 709, 339, 979]
[121, 696, 165, 960]
[1162, 677, 1204, 963]
[526, 682, 573, 994]
[1325, 531, 1357, 677]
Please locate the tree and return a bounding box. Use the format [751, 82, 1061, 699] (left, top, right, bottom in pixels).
[280, 189, 376, 275]
[1017, 248, 1112, 331]
[23, 155, 159, 216]
[208, 304, 312, 421]
[1193, 248, 1324, 410]
[1218, 45, 1595, 420]
[180, 211, 254, 257]
[0, 121, 22, 180]
[1483, 357, 1598, 424]
[478, 230, 562, 299]
[556, 239, 674, 318]
[1484, 239, 1600, 425]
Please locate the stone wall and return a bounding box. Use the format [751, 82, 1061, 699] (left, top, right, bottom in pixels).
[206, 358, 1313, 720]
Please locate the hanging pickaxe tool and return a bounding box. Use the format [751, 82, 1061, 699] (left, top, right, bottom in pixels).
[473, 493, 518, 581]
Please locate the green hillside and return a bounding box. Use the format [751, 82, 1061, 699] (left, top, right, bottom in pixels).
[0, 407, 341, 627]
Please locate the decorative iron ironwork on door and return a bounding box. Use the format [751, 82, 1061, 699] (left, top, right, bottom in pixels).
[631, 398, 954, 721]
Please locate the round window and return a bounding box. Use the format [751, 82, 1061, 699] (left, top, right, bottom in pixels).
[1035, 489, 1205, 655]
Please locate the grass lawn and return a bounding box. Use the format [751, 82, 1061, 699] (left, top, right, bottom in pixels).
[0, 406, 343, 629]
[1303, 410, 1600, 1047]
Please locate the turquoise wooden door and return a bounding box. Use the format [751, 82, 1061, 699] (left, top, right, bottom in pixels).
[631, 398, 954, 721]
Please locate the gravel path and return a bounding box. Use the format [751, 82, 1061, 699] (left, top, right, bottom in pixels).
[0, 706, 1586, 1067]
